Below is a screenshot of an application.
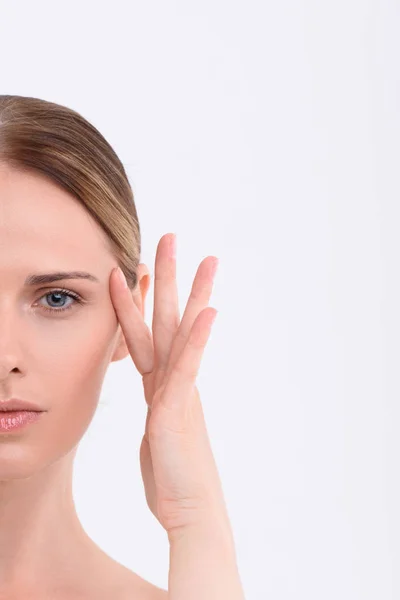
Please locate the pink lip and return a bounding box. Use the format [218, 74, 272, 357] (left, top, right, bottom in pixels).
[0, 410, 43, 432]
[0, 398, 44, 412]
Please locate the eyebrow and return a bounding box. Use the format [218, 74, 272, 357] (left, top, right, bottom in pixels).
[24, 271, 100, 286]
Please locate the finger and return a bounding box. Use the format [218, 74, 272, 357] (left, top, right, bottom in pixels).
[109, 266, 154, 375]
[160, 307, 218, 414]
[152, 233, 180, 389]
[164, 255, 218, 383]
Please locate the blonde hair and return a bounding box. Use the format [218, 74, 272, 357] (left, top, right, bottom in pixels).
[0, 95, 140, 290]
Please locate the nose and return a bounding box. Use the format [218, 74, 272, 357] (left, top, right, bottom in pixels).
[0, 308, 23, 381]
[0, 361, 21, 386]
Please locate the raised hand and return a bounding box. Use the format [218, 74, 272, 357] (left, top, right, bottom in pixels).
[109, 233, 245, 599]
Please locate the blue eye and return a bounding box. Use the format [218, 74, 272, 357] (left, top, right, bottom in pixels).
[36, 288, 84, 314]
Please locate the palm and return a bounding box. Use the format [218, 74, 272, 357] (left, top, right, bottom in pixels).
[139, 369, 163, 524]
[139, 368, 209, 529]
[111, 233, 219, 533]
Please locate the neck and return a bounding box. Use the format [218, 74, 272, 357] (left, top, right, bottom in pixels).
[0, 444, 99, 595]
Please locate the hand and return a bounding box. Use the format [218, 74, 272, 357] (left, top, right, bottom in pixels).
[109, 233, 245, 599]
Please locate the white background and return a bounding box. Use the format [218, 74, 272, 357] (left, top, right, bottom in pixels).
[0, 1, 398, 598]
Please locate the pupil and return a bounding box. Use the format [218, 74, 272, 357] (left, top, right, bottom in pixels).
[50, 293, 64, 305]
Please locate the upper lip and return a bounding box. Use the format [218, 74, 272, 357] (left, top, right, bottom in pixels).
[0, 398, 44, 412]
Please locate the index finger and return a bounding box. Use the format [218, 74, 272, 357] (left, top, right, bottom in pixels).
[109, 266, 154, 375]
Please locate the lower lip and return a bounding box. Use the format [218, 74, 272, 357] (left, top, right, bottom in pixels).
[0, 411, 44, 432]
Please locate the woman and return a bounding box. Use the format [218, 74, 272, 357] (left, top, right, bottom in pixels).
[0, 95, 245, 599]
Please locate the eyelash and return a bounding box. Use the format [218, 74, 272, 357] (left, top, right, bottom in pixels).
[36, 288, 85, 314]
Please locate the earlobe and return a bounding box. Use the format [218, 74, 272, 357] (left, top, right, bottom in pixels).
[133, 263, 151, 320]
[110, 326, 130, 363]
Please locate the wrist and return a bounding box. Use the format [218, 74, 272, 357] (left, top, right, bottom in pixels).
[167, 512, 245, 600]
[167, 504, 234, 545]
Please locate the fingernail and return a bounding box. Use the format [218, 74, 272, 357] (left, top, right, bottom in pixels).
[116, 267, 128, 289]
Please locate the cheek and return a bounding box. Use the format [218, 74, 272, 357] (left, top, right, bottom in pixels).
[51, 320, 116, 405]
[35, 315, 118, 450]
[0, 310, 120, 479]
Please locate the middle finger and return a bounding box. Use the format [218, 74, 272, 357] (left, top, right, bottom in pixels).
[163, 253, 219, 383]
[152, 233, 180, 391]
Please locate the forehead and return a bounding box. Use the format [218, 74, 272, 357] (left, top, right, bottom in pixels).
[0, 166, 111, 272]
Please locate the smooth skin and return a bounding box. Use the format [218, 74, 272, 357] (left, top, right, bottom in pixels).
[0, 162, 243, 598]
[109, 233, 245, 599]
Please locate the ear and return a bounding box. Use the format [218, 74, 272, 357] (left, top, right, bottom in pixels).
[110, 263, 151, 363]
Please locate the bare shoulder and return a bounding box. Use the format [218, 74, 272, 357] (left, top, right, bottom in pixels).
[111, 564, 168, 599]
[140, 582, 168, 599]
[78, 542, 168, 599]
[125, 573, 168, 599]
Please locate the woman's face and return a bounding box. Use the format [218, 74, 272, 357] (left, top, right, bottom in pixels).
[0, 164, 136, 478]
